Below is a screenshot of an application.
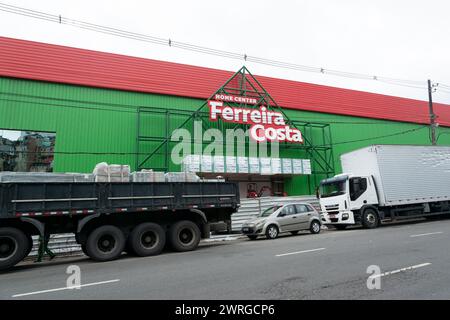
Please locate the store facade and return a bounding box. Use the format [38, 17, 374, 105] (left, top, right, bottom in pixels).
[1, 36, 450, 197]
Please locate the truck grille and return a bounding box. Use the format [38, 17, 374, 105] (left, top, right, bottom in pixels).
[325, 204, 339, 210]
[325, 204, 339, 214]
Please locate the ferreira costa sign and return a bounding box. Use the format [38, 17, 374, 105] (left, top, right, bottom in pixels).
[208, 94, 303, 143]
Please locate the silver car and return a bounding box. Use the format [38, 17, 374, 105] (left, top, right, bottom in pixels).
[241, 203, 322, 240]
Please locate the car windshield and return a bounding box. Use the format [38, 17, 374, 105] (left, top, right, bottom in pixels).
[260, 206, 281, 217]
[320, 180, 347, 198]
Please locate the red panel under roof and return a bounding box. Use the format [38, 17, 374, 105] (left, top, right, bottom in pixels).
[0, 36, 449, 126]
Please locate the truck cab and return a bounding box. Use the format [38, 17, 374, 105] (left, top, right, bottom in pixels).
[319, 174, 379, 228]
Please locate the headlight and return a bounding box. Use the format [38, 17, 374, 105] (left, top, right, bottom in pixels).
[342, 213, 349, 219]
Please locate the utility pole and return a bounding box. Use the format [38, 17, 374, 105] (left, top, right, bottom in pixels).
[427, 79, 437, 145]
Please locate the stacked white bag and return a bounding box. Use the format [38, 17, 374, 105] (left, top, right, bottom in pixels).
[93, 162, 130, 182]
[165, 172, 200, 182]
[131, 169, 165, 182]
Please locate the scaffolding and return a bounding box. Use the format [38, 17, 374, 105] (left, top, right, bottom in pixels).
[136, 66, 335, 191]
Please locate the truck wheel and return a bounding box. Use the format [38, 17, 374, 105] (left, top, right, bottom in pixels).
[362, 208, 380, 229]
[168, 220, 201, 252]
[85, 225, 125, 262]
[310, 221, 321, 234]
[0, 227, 30, 271]
[265, 225, 279, 239]
[128, 223, 166, 257]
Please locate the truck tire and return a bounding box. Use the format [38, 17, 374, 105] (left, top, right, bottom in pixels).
[0, 227, 30, 271]
[362, 208, 380, 229]
[85, 225, 125, 262]
[128, 223, 166, 257]
[265, 225, 279, 239]
[168, 220, 201, 252]
[310, 221, 321, 234]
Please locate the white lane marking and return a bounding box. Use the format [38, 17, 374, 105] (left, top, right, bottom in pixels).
[371, 263, 431, 279]
[410, 232, 443, 238]
[12, 279, 120, 298]
[275, 247, 326, 257]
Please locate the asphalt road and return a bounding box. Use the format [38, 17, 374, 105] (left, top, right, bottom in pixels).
[1, 218, 450, 300]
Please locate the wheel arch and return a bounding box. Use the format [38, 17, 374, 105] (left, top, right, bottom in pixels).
[361, 205, 381, 217]
[0, 218, 44, 237]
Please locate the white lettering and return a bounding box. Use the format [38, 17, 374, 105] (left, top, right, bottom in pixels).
[209, 101, 223, 120]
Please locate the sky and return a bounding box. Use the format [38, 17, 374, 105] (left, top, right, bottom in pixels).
[0, 0, 450, 104]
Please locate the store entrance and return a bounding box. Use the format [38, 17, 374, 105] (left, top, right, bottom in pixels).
[198, 172, 288, 199]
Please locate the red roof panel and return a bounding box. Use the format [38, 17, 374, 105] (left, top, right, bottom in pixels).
[0, 36, 449, 126]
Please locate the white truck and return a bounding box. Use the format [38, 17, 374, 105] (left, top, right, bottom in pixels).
[319, 145, 450, 229]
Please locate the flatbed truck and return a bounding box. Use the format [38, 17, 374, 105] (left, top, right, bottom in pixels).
[0, 181, 240, 270]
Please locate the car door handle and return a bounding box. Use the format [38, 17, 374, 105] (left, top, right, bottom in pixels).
[307, 213, 311, 216]
[292, 216, 297, 218]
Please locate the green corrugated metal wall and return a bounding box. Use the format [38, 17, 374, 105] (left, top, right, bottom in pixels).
[1, 77, 450, 195]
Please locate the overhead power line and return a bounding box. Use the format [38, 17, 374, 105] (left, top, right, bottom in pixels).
[0, 2, 435, 89]
[320, 126, 429, 146]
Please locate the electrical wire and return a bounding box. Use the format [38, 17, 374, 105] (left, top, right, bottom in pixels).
[319, 126, 429, 147]
[438, 83, 450, 89]
[0, 2, 438, 89]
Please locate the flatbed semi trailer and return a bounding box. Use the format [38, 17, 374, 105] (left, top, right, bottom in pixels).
[0, 181, 240, 270]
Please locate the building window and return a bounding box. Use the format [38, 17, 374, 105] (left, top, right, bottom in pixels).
[0, 129, 56, 172]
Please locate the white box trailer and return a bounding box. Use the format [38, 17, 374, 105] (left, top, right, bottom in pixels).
[319, 145, 450, 229]
[341, 145, 450, 206]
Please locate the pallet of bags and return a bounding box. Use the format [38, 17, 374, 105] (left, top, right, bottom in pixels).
[152, 171, 165, 182]
[131, 170, 165, 182]
[108, 164, 130, 182]
[185, 172, 200, 182]
[65, 173, 95, 182]
[165, 172, 200, 182]
[93, 162, 130, 182]
[93, 162, 109, 182]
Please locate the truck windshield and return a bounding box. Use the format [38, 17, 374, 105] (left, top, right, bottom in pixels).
[260, 206, 281, 217]
[320, 181, 347, 198]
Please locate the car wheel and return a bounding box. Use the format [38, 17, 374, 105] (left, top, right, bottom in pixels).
[310, 221, 321, 234]
[247, 235, 258, 240]
[290, 231, 299, 235]
[309, 220, 320, 234]
[168, 220, 201, 252]
[362, 208, 380, 229]
[85, 225, 125, 262]
[128, 223, 166, 257]
[265, 225, 279, 240]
